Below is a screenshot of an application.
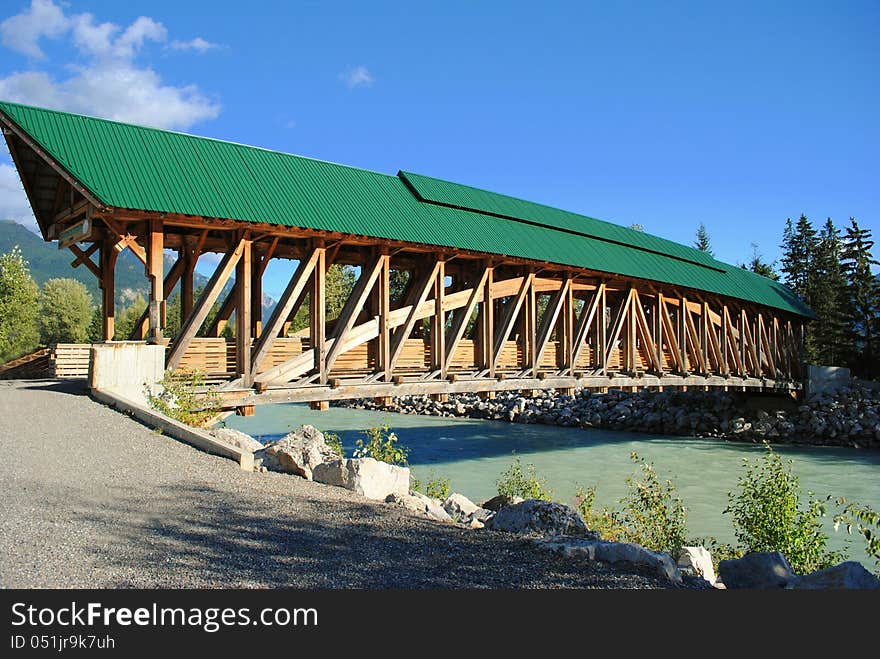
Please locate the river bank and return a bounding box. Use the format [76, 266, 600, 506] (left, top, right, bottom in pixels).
[336, 382, 880, 449]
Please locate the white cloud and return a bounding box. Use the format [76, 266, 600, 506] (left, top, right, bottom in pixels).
[0, 1, 220, 130]
[340, 65, 374, 89]
[169, 37, 218, 54]
[0, 0, 67, 60]
[0, 158, 37, 231]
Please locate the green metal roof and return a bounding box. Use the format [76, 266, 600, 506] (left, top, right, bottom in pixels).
[0, 100, 812, 317]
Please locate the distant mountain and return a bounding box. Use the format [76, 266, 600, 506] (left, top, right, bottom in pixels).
[0, 220, 276, 316]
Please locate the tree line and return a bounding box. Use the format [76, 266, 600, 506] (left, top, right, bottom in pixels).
[694, 216, 879, 378]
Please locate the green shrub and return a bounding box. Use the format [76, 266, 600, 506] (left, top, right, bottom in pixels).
[724, 443, 845, 574]
[411, 470, 451, 500]
[323, 431, 344, 458]
[834, 499, 880, 572]
[147, 369, 221, 427]
[353, 424, 409, 465]
[617, 452, 688, 559]
[574, 485, 626, 541]
[496, 455, 553, 501]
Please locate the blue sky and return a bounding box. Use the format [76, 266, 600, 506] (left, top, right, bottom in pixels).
[0, 0, 877, 299]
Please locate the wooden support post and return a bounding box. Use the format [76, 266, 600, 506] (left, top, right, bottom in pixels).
[604, 289, 634, 372]
[562, 281, 574, 371]
[236, 236, 253, 386]
[309, 401, 329, 411]
[481, 262, 494, 375]
[251, 254, 263, 339]
[527, 277, 537, 370]
[132, 255, 186, 340]
[147, 218, 164, 343]
[445, 268, 489, 370]
[721, 304, 729, 376]
[391, 262, 440, 373]
[491, 272, 533, 373]
[378, 249, 391, 381]
[679, 296, 689, 374]
[311, 245, 327, 384]
[100, 240, 117, 340]
[180, 244, 195, 325]
[701, 302, 709, 374]
[432, 259, 446, 376]
[599, 284, 607, 374]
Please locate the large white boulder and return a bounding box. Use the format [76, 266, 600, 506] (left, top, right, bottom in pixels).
[678, 546, 717, 585]
[313, 457, 410, 501]
[486, 499, 589, 537]
[211, 428, 264, 453]
[533, 537, 682, 583]
[255, 425, 339, 480]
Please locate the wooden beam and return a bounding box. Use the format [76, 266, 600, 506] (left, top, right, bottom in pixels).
[311, 245, 327, 383]
[147, 218, 164, 342]
[251, 248, 322, 377]
[683, 303, 706, 374]
[604, 289, 634, 369]
[390, 262, 440, 373]
[679, 296, 689, 374]
[445, 268, 489, 367]
[491, 272, 533, 371]
[167, 236, 246, 370]
[100, 241, 117, 340]
[236, 236, 253, 385]
[724, 306, 744, 375]
[103, 217, 147, 265]
[721, 304, 729, 376]
[324, 254, 385, 374]
[659, 294, 683, 373]
[208, 285, 236, 337]
[599, 284, 607, 374]
[632, 290, 659, 372]
[533, 278, 570, 371]
[571, 283, 604, 371]
[69, 242, 99, 269]
[562, 278, 574, 371]
[432, 259, 446, 376]
[67, 244, 101, 279]
[481, 263, 495, 375]
[377, 250, 391, 380]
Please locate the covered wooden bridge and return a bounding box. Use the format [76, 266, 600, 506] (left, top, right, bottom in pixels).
[0, 101, 812, 412]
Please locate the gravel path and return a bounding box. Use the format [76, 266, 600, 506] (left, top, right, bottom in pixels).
[0, 379, 692, 589]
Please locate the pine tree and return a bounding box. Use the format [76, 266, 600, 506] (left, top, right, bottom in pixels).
[810, 219, 848, 366]
[841, 218, 880, 377]
[0, 246, 40, 361]
[740, 242, 779, 280]
[780, 215, 819, 361]
[693, 223, 714, 256]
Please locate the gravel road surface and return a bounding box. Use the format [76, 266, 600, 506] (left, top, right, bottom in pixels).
[0, 379, 690, 589]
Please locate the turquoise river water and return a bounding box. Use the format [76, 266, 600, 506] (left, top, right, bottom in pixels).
[226, 403, 880, 565]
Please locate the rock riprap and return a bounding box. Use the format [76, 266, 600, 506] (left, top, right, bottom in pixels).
[337, 383, 880, 448]
[210, 428, 264, 453]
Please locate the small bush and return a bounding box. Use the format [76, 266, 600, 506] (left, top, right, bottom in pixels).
[724, 443, 845, 574]
[353, 424, 409, 466]
[574, 486, 626, 541]
[323, 431, 344, 459]
[618, 452, 688, 559]
[147, 369, 220, 427]
[496, 455, 553, 501]
[411, 470, 451, 500]
[834, 498, 880, 572]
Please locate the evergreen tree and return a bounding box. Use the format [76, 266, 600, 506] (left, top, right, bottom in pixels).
[0, 246, 40, 361]
[38, 278, 94, 345]
[780, 214, 818, 301]
[740, 242, 779, 280]
[841, 218, 880, 377]
[810, 219, 848, 366]
[693, 222, 714, 256]
[780, 215, 820, 361]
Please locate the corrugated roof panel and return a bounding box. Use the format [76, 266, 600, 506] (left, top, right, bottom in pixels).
[0, 100, 812, 317]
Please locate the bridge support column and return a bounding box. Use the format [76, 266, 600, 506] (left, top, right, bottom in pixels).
[309, 401, 329, 411]
[147, 218, 164, 343]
